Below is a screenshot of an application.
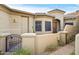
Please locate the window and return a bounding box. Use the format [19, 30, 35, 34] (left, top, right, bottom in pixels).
[65, 22, 73, 25]
[35, 21, 42, 31]
[45, 21, 51, 31]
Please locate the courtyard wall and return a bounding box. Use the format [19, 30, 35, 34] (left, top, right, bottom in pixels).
[21, 33, 58, 54]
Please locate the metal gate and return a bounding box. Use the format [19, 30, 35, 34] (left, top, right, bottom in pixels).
[6, 34, 22, 52]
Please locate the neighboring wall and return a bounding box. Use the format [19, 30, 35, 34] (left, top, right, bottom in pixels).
[64, 25, 77, 35]
[64, 25, 77, 43]
[64, 19, 76, 26]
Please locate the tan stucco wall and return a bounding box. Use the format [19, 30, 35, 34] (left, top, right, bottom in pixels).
[0, 6, 34, 34]
[0, 8, 55, 34]
[0, 11, 29, 34]
[28, 16, 34, 33]
[0, 33, 11, 52]
[0, 37, 6, 52]
[0, 10, 11, 33]
[21, 33, 58, 54]
[21, 33, 36, 54]
[58, 31, 68, 45]
[36, 33, 58, 54]
[75, 34, 79, 55]
[34, 16, 54, 34]
[10, 15, 29, 34]
[48, 11, 65, 30]
[0, 7, 54, 34]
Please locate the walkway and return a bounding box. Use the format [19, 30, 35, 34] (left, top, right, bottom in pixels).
[50, 41, 75, 55]
[4, 41, 75, 55]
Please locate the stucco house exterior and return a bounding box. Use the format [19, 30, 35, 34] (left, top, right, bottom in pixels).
[48, 9, 65, 32]
[0, 4, 77, 34]
[0, 4, 55, 34]
[0, 4, 79, 54]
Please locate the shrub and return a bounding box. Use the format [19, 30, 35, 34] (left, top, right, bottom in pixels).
[13, 48, 32, 55]
[0, 50, 1, 55]
[45, 44, 57, 52]
[0, 50, 4, 55]
[70, 51, 75, 55]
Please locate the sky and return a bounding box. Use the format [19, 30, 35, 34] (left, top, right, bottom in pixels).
[5, 4, 79, 13]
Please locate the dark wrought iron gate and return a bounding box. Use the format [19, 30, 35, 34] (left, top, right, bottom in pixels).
[6, 34, 22, 52]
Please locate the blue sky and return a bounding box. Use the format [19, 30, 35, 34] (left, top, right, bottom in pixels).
[6, 4, 79, 13]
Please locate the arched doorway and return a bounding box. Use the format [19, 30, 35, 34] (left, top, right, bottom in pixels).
[53, 19, 60, 33]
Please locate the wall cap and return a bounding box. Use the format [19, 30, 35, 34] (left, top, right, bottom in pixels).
[0, 33, 11, 37]
[76, 33, 79, 37]
[21, 33, 36, 37]
[58, 31, 68, 34]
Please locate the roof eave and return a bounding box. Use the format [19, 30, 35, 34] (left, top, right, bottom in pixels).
[0, 4, 34, 15]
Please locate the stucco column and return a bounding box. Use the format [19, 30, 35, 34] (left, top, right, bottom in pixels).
[28, 16, 34, 33]
[60, 17, 64, 31]
[75, 16, 79, 55]
[55, 14, 64, 31]
[0, 33, 11, 52]
[42, 20, 45, 33]
[75, 34, 79, 55]
[21, 33, 36, 54]
[58, 31, 68, 46]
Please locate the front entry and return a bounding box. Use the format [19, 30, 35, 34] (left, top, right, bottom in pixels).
[53, 19, 60, 33]
[6, 34, 22, 52]
[53, 21, 57, 33]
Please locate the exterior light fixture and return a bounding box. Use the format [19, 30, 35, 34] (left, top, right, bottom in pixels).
[13, 19, 16, 23]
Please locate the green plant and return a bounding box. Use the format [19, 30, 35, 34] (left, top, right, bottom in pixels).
[0, 50, 4, 55]
[0, 50, 1, 55]
[13, 48, 32, 55]
[32, 26, 35, 33]
[45, 44, 57, 52]
[70, 51, 75, 55]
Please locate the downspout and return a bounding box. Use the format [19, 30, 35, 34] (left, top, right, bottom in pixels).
[33, 15, 35, 33]
[28, 16, 29, 33]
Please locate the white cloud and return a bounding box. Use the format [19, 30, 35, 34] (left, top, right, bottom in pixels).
[5, 4, 79, 13]
[5, 4, 50, 13]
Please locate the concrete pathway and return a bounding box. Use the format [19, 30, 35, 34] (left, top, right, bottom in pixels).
[4, 41, 75, 55]
[50, 41, 75, 55]
[4, 52, 14, 55]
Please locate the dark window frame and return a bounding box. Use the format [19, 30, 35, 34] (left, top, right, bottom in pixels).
[45, 21, 51, 31]
[35, 21, 42, 31]
[65, 22, 73, 26]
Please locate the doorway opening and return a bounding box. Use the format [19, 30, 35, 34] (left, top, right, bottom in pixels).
[53, 19, 60, 33]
